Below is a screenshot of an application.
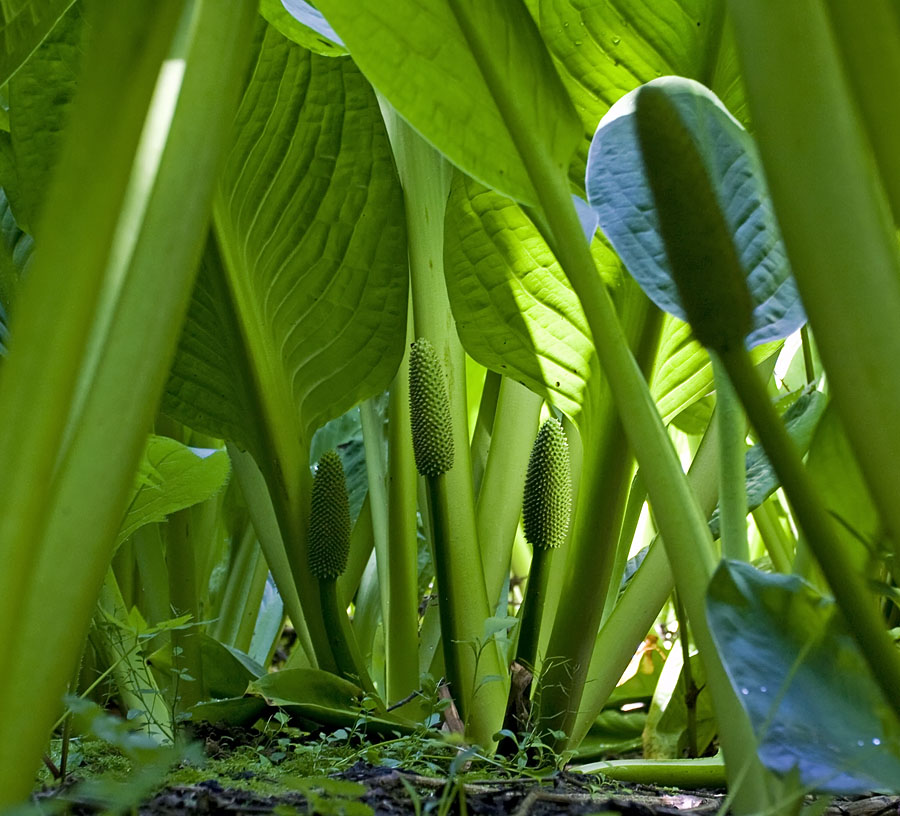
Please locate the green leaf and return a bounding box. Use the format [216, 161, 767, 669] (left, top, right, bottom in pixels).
[528, 0, 745, 190]
[200, 635, 265, 699]
[587, 76, 805, 350]
[0, 0, 75, 86]
[444, 173, 601, 423]
[313, 0, 581, 205]
[260, 0, 347, 56]
[165, 27, 407, 456]
[7, 1, 84, 231]
[707, 560, 900, 793]
[189, 696, 267, 727]
[806, 404, 882, 565]
[116, 436, 230, 545]
[0, 187, 33, 314]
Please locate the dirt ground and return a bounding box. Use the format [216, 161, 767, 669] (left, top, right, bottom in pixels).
[42, 761, 900, 816]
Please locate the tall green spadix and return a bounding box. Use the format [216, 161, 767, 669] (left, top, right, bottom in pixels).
[517, 417, 571, 673]
[409, 338, 454, 477]
[308, 450, 374, 695]
[634, 85, 753, 354]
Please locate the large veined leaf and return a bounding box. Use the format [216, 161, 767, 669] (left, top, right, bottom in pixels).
[527, 0, 746, 190]
[313, 0, 581, 205]
[0, 0, 75, 86]
[707, 560, 900, 793]
[116, 436, 231, 545]
[587, 77, 804, 350]
[165, 25, 407, 458]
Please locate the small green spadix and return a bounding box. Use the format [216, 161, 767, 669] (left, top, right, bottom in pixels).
[408, 338, 454, 477]
[522, 417, 572, 550]
[307, 450, 351, 580]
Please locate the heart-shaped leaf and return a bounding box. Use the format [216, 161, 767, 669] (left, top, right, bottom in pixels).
[587, 76, 805, 349]
[707, 560, 900, 793]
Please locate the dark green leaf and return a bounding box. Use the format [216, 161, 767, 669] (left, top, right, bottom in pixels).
[707, 560, 900, 793]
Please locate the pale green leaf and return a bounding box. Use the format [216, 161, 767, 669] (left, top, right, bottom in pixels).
[116, 436, 231, 545]
[444, 173, 598, 421]
[313, 0, 581, 205]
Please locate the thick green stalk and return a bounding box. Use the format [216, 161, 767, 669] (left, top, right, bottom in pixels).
[514, 544, 554, 673]
[471, 369, 502, 495]
[319, 578, 377, 698]
[477, 378, 543, 607]
[728, 0, 900, 564]
[538, 302, 660, 741]
[447, 7, 773, 807]
[383, 104, 507, 747]
[711, 352, 749, 561]
[384, 307, 421, 703]
[210, 523, 269, 653]
[720, 344, 900, 722]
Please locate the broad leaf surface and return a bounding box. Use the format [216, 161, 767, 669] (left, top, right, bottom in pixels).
[116, 436, 230, 546]
[587, 77, 805, 349]
[0, 0, 75, 86]
[444, 173, 599, 420]
[707, 560, 900, 793]
[313, 0, 581, 205]
[165, 25, 407, 454]
[527, 0, 746, 190]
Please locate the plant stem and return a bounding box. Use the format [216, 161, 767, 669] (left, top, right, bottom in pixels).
[515, 544, 555, 673]
[319, 578, 378, 699]
[471, 369, 502, 495]
[382, 103, 507, 747]
[477, 378, 543, 608]
[711, 351, 749, 561]
[571, 412, 720, 745]
[384, 308, 421, 703]
[720, 344, 900, 722]
[751, 500, 793, 574]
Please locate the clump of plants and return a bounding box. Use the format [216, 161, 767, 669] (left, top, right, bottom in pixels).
[2, 2, 900, 814]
